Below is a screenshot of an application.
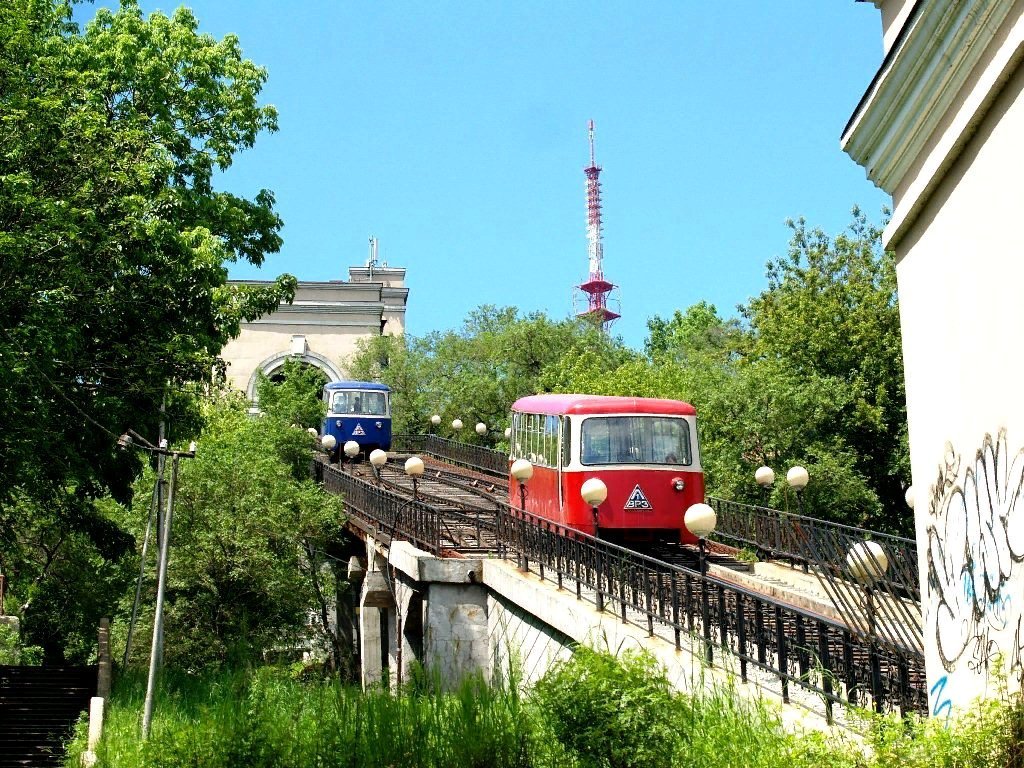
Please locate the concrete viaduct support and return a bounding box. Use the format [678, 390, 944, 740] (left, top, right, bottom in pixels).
[354, 538, 838, 735]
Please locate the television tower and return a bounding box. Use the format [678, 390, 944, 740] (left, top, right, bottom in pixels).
[575, 120, 620, 331]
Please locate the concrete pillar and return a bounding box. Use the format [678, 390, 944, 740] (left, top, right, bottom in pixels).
[387, 574, 423, 692]
[359, 605, 383, 689]
[424, 583, 490, 688]
[359, 536, 394, 690]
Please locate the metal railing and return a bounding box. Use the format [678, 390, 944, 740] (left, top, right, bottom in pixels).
[393, 434, 508, 477]
[313, 456, 927, 720]
[316, 459, 443, 553]
[707, 497, 923, 655]
[496, 501, 927, 721]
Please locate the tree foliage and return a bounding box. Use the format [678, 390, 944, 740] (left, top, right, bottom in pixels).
[628, 210, 908, 531]
[255, 359, 328, 431]
[125, 393, 346, 669]
[0, 0, 293, 658]
[349, 214, 906, 531]
[348, 307, 632, 440]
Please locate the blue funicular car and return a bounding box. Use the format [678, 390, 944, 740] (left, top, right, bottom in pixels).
[321, 381, 392, 461]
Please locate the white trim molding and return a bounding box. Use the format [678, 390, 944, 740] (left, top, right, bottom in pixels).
[842, 0, 1023, 245]
[246, 350, 345, 400]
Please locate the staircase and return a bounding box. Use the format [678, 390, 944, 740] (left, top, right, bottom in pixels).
[0, 665, 97, 768]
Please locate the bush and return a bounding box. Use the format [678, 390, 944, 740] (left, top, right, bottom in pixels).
[532, 646, 681, 768]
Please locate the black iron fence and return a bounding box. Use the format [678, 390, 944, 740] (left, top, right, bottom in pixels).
[314, 456, 927, 719]
[497, 501, 927, 720]
[392, 434, 508, 477]
[316, 459, 443, 553]
[707, 497, 923, 655]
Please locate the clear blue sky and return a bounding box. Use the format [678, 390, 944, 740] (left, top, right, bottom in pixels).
[81, 2, 890, 349]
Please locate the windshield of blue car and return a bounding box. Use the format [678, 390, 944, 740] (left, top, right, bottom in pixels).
[330, 391, 388, 416]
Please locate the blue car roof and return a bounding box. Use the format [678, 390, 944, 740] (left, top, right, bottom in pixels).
[324, 381, 390, 392]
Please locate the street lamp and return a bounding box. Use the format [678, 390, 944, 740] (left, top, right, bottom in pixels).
[755, 465, 775, 505]
[306, 427, 318, 439]
[786, 465, 809, 514]
[321, 433, 337, 462]
[504, 427, 511, 439]
[684, 501, 717, 664]
[475, 422, 487, 437]
[511, 458, 533, 512]
[404, 455, 425, 500]
[452, 418, 464, 434]
[846, 540, 890, 712]
[684, 502, 717, 576]
[343, 440, 360, 472]
[369, 449, 387, 482]
[904, 485, 915, 510]
[580, 477, 608, 539]
[430, 414, 441, 434]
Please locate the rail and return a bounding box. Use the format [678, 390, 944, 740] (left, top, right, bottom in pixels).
[316, 460, 443, 553]
[392, 434, 508, 477]
[707, 497, 923, 654]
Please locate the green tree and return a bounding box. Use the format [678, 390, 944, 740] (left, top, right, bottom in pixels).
[740, 209, 908, 530]
[255, 359, 328, 431]
[347, 307, 633, 441]
[122, 393, 346, 669]
[0, 0, 293, 658]
[570, 211, 908, 531]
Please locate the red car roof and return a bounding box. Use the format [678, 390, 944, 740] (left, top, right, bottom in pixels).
[512, 393, 696, 416]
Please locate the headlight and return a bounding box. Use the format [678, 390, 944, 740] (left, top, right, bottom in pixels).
[672, 477, 685, 491]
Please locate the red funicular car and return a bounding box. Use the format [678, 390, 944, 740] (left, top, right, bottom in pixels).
[508, 394, 705, 544]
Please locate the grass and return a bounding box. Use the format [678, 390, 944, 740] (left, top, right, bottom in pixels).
[66, 652, 1024, 768]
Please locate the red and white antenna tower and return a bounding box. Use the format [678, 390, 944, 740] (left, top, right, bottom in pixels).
[575, 119, 620, 331]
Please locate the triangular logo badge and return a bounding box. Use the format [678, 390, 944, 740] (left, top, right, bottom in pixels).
[624, 484, 652, 510]
[352, 423, 366, 436]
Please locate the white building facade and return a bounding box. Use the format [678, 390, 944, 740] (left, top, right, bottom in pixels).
[221, 264, 408, 399]
[844, 0, 1024, 718]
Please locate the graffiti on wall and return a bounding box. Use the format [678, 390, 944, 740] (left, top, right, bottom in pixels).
[927, 429, 1024, 694]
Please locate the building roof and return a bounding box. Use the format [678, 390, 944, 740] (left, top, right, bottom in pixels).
[512, 394, 696, 416]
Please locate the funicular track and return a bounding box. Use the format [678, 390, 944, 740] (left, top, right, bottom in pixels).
[315, 441, 928, 721]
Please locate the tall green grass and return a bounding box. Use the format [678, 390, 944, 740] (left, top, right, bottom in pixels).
[66, 654, 1024, 768]
[65, 667, 561, 768]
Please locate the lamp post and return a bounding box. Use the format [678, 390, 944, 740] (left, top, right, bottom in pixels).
[581, 478, 608, 611]
[430, 414, 441, 434]
[343, 440, 360, 473]
[684, 502, 717, 663]
[904, 485, 915, 511]
[321, 434, 337, 463]
[404, 456, 425, 501]
[755, 465, 775, 506]
[846, 540, 890, 712]
[786, 465, 809, 514]
[369, 449, 387, 482]
[509, 459, 534, 571]
[504, 427, 511, 440]
[510, 458, 533, 512]
[475, 422, 487, 437]
[580, 478, 607, 539]
[451, 418, 464, 436]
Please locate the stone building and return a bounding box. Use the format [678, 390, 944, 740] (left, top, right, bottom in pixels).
[844, 0, 1024, 716]
[220, 259, 408, 400]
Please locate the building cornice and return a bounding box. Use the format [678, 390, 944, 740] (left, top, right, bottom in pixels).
[842, 0, 1017, 196]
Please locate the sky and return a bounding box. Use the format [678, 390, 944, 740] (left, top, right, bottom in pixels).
[80, 2, 891, 350]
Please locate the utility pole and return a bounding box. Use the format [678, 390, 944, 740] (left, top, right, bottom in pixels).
[117, 428, 195, 739]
